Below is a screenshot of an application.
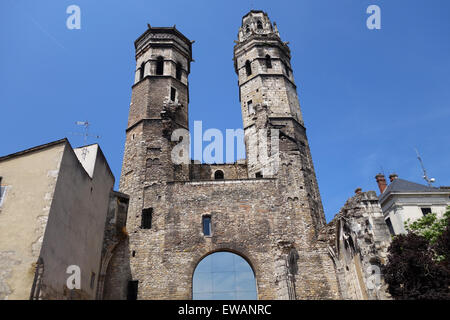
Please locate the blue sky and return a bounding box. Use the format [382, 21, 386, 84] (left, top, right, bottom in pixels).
[1, 0, 449, 222]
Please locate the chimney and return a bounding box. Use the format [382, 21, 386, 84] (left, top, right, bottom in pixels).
[389, 173, 398, 182]
[375, 173, 387, 194]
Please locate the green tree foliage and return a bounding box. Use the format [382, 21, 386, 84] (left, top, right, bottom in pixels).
[383, 206, 450, 300]
[405, 208, 450, 243]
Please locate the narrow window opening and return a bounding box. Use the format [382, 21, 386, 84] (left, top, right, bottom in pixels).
[139, 62, 145, 81]
[156, 57, 164, 75]
[170, 87, 176, 101]
[203, 216, 211, 236]
[141, 208, 153, 229]
[132, 251, 136, 257]
[246, 25, 250, 33]
[283, 61, 290, 77]
[257, 21, 263, 30]
[247, 100, 254, 114]
[265, 55, 272, 69]
[176, 63, 182, 80]
[214, 170, 224, 180]
[421, 208, 432, 216]
[127, 280, 139, 300]
[90, 272, 96, 289]
[245, 60, 252, 76]
[385, 218, 395, 236]
[255, 172, 263, 179]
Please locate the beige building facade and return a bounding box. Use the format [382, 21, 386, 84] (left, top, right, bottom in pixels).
[0, 139, 128, 300]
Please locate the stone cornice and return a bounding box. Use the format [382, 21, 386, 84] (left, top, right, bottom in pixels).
[238, 72, 297, 89]
[126, 118, 188, 133]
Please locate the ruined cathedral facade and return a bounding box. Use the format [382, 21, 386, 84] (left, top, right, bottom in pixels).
[103, 11, 391, 300]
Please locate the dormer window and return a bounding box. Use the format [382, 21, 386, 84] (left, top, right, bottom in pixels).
[245, 60, 252, 76]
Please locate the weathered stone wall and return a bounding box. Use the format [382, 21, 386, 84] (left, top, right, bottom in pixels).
[97, 191, 130, 300]
[121, 177, 340, 300]
[320, 191, 392, 300]
[189, 162, 248, 181]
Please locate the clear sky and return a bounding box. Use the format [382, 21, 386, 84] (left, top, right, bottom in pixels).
[1, 0, 449, 222]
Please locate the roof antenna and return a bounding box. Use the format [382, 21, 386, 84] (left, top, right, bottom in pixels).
[70, 121, 101, 160]
[415, 148, 435, 186]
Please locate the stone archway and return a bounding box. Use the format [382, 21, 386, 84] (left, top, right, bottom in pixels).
[192, 251, 257, 300]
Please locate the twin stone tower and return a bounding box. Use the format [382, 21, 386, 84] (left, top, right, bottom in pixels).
[109, 11, 342, 300]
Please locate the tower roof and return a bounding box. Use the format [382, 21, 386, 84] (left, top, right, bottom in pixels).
[134, 25, 193, 61]
[237, 10, 281, 43]
[241, 10, 267, 22]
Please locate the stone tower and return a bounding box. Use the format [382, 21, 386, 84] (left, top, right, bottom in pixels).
[119, 25, 193, 240]
[234, 11, 326, 230]
[110, 11, 342, 300]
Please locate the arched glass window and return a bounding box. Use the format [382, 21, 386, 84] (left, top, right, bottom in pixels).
[265, 55, 272, 69]
[156, 57, 164, 75]
[193, 252, 257, 300]
[245, 60, 252, 76]
[176, 63, 182, 80]
[214, 170, 224, 180]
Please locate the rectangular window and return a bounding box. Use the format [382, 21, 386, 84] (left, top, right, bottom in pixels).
[255, 172, 263, 179]
[385, 218, 395, 236]
[203, 216, 211, 236]
[170, 87, 176, 101]
[141, 208, 153, 229]
[247, 100, 254, 114]
[421, 208, 432, 216]
[127, 280, 139, 300]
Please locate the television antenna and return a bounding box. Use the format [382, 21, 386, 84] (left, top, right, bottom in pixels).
[415, 148, 435, 187]
[70, 121, 101, 160]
